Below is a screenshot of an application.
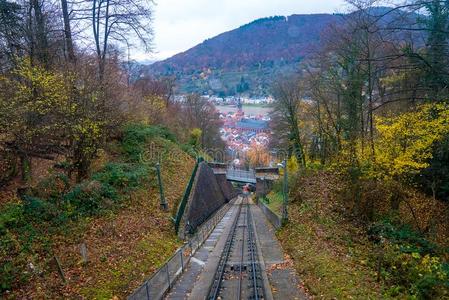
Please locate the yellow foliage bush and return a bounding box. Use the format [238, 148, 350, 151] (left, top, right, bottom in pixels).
[373, 103, 449, 179]
[287, 155, 299, 174]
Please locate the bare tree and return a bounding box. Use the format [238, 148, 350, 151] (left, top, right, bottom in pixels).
[271, 76, 307, 167]
[184, 94, 225, 151]
[80, 0, 154, 79]
[61, 0, 75, 63]
[0, 0, 24, 69]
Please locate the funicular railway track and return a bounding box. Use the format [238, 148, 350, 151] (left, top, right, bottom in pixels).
[207, 196, 265, 300]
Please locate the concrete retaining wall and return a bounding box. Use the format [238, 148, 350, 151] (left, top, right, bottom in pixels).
[215, 173, 238, 202]
[258, 200, 282, 229]
[256, 178, 274, 197]
[181, 162, 227, 236]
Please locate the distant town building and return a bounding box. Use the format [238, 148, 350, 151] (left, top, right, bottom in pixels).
[237, 97, 243, 112]
[236, 118, 269, 133]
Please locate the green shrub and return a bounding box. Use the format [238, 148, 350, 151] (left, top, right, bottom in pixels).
[64, 181, 118, 217]
[180, 143, 197, 158]
[93, 163, 149, 191]
[1, 260, 14, 291]
[306, 161, 325, 171]
[368, 219, 448, 298]
[0, 203, 24, 233]
[122, 124, 177, 162]
[369, 220, 437, 255]
[33, 173, 69, 200]
[271, 178, 283, 194]
[382, 245, 449, 298]
[22, 196, 60, 222]
[0, 204, 33, 293]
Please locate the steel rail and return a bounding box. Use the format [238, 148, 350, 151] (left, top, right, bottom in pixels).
[237, 198, 247, 300]
[208, 196, 265, 300]
[207, 198, 243, 299]
[247, 200, 263, 300]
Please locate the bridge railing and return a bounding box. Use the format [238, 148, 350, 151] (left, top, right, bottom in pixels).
[226, 167, 257, 183]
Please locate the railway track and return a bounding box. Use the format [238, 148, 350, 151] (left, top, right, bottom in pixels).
[207, 196, 265, 300]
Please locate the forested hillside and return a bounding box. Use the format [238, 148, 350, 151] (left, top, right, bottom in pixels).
[266, 1, 449, 298]
[143, 14, 340, 95]
[142, 7, 418, 96]
[0, 0, 224, 297]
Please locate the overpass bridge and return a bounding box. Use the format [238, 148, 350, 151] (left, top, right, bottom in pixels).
[208, 162, 279, 184]
[226, 167, 257, 184]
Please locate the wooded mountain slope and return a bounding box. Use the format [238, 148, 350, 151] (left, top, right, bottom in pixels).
[143, 7, 416, 96]
[143, 14, 341, 95]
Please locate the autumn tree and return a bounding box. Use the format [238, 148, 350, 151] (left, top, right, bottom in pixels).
[247, 144, 271, 167]
[271, 76, 306, 167]
[374, 103, 449, 178]
[0, 60, 71, 181]
[128, 77, 176, 124]
[247, 145, 272, 168]
[184, 94, 225, 151]
[296, 0, 449, 203]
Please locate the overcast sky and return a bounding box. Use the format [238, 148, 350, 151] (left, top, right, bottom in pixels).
[132, 0, 347, 61]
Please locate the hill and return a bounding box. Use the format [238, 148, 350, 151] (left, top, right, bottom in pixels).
[141, 7, 420, 96]
[143, 14, 343, 96]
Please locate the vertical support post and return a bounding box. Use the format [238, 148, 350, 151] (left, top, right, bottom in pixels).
[53, 255, 67, 283]
[180, 249, 184, 272]
[156, 163, 168, 211]
[166, 264, 171, 289]
[145, 282, 150, 300]
[281, 160, 289, 223]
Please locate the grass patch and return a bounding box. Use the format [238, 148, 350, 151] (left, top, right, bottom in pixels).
[278, 207, 381, 299]
[80, 230, 180, 299]
[262, 191, 283, 217]
[242, 103, 273, 108]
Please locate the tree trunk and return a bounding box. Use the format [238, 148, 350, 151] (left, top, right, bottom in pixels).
[367, 46, 376, 161]
[27, 1, 34, 64]
[31, 0, 49, 67]
[61, 0, 76, 63]
[291, 121, 306, 167]
[20, 154, 32, 183]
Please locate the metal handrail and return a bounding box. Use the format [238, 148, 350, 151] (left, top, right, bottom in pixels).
[129, 198, 234, 300]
